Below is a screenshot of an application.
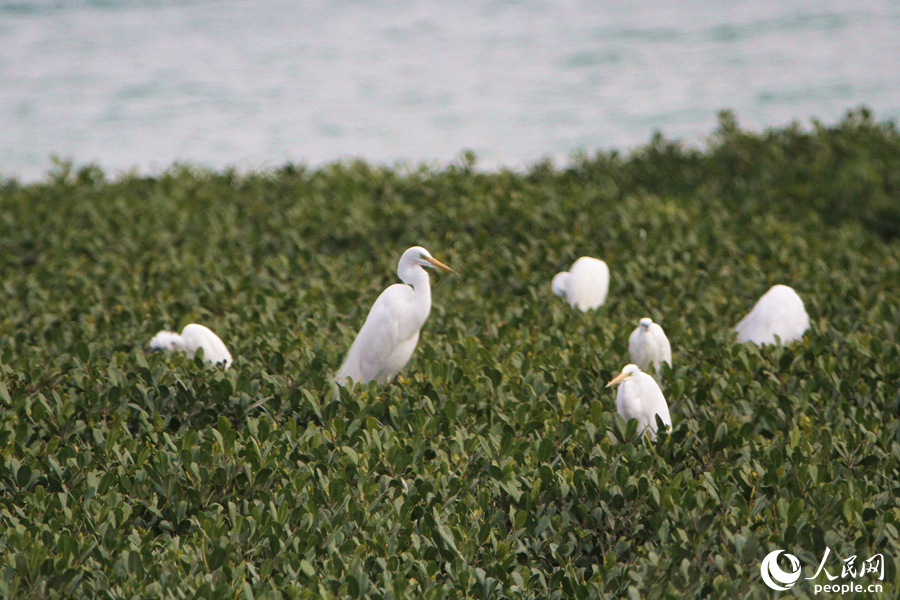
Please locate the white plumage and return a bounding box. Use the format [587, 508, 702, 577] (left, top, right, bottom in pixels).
[551, 256, 610, 311]
[149, 323, 233, 367]
[628, 317, 672, 374]
[733, 284, 810, 345]
[606, 364, 672, 440]
[335, 246, 455, 387]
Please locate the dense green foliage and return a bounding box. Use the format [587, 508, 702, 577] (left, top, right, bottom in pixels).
[1, 110, 899, 599]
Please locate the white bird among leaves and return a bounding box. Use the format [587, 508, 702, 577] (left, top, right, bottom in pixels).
[149, 323, 233, 367]
[628, 317, 672, 375]
[733, 284, 810, 345]
[551, 256, 610, 311]
[606, 364, 672, 440]
[335, 246, 456, 387]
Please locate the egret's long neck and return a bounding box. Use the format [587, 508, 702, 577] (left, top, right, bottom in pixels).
[401, 265, 432, 338]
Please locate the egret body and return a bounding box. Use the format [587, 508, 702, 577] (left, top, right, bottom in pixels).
[606, 364, 671, 439]
[149, 323, 233, 367]
[628, 317, 672, 374]
[734, 284, 809, 345]
[335, 246, 455, 387]
[551, 256, 609, 311]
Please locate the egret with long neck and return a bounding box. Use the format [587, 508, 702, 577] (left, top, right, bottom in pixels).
[335, 246, 456, 387]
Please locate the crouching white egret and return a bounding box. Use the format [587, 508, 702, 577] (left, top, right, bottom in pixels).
[733, 284, 809, 345]
[628, 317, 672, 374]
[551, 256, 610, 311]
[606, 364, 671, 439]
[149, 323, 233, 367]
[335, 246, 456, 387]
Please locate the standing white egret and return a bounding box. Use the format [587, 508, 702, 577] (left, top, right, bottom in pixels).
[551, 256, 610, 311]
[628, 317, 672, 375]
[149, 323, 233, 367]
[606, 364, 672, 439]
[335, 246, 456, 387]
[733, 284, 809, 345]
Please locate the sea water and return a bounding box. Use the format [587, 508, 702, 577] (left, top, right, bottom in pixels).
[1, 0, 898, 181]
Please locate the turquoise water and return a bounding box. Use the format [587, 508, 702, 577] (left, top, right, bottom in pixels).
[2, 0, 898, 180]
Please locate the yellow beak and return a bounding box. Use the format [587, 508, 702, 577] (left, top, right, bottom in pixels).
[425, 255, 458, 275]
[605, 372, 629, 388]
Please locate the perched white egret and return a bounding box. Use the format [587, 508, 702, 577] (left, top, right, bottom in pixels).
[149, 323, 233, 367]
[733, 284, 809, 345]
[606, 364, 672, 439]
[551, 256, 610, 311]
[334, 246, 456, 387]
[628, 317, 672, 374]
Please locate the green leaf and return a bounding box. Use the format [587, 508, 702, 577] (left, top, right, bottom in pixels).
[300, 559, 316, 578]
[789, 426, 801, 449]
[445, 398, 458, 421]
[787, 498, 804, 524]
[16, 464, 31, 488]
[438, 524, 461, 558]
[537, 438, 554, 463]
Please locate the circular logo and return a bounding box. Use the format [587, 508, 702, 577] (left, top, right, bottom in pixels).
[761, 550, 802, 591]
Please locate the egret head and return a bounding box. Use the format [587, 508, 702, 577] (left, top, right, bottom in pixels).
[639, 317, 653, 330]
[400, 246, 457, 275]
[551, 272, 569, 297]
[606, 364, 641, 388]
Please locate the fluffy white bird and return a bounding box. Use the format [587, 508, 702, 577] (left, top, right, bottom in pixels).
[628, 317, 672, 374]
[335, 246, 456, 387]
[733, 284, 810, 345]
[551, 256, 610, 311]
[606, 364, 672, 440]
[149, 323, 233, 367]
